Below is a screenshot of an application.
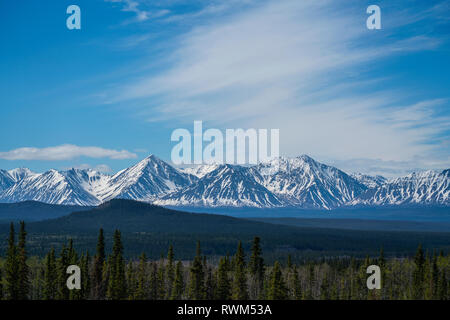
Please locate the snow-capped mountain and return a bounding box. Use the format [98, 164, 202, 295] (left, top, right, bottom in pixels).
[0, 169, 102, 206]
[351, 173, 387, 189]
[351, 170, 449, 206]
[0, 154, 448, 209]
[155, 164, 283, 208]
[96, 155, 196, 202]
[253, 155, 368, 209]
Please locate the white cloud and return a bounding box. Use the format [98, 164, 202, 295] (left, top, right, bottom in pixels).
[0, 145, 137, 161]
[106, 0, 170, 23]
[106, 0, 150, 22]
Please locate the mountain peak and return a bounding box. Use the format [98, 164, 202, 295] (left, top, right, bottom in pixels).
[0, 154, 448, 209]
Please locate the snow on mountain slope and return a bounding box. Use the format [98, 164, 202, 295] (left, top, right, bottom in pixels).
[179, 164, 221, 178]
[351, 173, 387, 189]
[0, 169, 102, 206]
[8, 168, 37, 182]
[155, 164, 283, 208]
[96, 155, 196, 202]
[0, 169, 15, 192]
[0, 154, 448, 209]
[351, 170, 449, 206]
[253, 155, 367, 209]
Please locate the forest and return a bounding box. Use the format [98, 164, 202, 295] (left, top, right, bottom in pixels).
[0, 222, 448, 300]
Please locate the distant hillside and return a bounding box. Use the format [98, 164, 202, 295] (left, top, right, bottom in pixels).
[0, 199, 448, 260]
[0, 201, 92, 222]
[251, 217, 450, 232]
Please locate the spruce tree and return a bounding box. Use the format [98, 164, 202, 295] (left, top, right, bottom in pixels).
[431, 254, 439, 300]
[126, 261, 136, 299]
[81, 252, 90, 299]
[188, 241, 205, 300]
[135, 253, 148, 300]
[157, 262, 166, 300]
[292, 266, 302, 300]
[166, 245, 175, 299]
[249, 237, 264, 298]
[378, 247, 386, 299]
[149, 262, 158, 300]
[412, 244, 426, 299]
[16, 221, 29, 300]
[205, 267, 215, 300]
[107, 230, 126, 300]
[170, 261, 184, 300]
[215, 257, 231, 300]
[43, 247, 57, 300]
[287, 255, 292, 270]
[304, 264, 315, 300]
[56, 243, 70, 300]
[320, 274, 330, 300]
[438, 271, 447, 300]
[92, 228, 105, 299]
[232, 241, 248, 300]
[68, 241, 82, 300]
[0, 265, 3, 299]
[5, 223, 18, 300]
[267, 261, 287, 300]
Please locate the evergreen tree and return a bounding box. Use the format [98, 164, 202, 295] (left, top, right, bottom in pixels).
[438, 271, 447, 300]
[68, 240, 82, 300]
[188, 241, 205, 300]
[412, 244, 426, 299]
[268, 261, 287, 300]
[378, 247, 386, 299]
[43, 248, 57, 300]
[5, 223, 18, 300]
[215, 257, 231, 300]
[92, 228, 105, 299]
[16, 221, 29, 300]
[126, 261, 136, 299]
[248, 237, 264, 298]
[56, 243, 70, 300]
[320, 274, 330, 300]
[170, 261, 184, 300]
[431, 254, 439, 300]
[107, 230, 126, 300]
[166, 245, 175, 299]
[81, 252, 91, 299]
[0, 265, 3, 299]
[157, 262, 166, 300]
[135, 253, 148, 300]
[205, 267, 215, 300]
[304, 264, 315, 300]
[287, 255, 292, 270]
[232, 241, 248, 300]
[291, 266, 302, 300]
[149, 263, 158, 300]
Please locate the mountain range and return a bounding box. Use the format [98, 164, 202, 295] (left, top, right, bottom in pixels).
[0, 154, 448, 209]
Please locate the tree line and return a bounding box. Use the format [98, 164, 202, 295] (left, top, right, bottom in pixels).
[0, 222, 448, 300]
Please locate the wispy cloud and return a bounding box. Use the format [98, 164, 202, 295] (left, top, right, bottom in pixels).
[106, 0, 170, 22]
[0, 145, 137, 161]
[103, 0, 450, 175]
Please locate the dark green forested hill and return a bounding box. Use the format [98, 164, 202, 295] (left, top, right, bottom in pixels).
[0, 199, 449, 260]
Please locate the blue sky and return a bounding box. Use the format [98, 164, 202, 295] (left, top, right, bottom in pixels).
[0, 0, 449, 177]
